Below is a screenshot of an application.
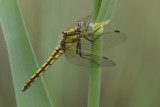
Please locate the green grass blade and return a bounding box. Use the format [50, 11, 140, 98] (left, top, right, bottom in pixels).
[88, 0, 118, 107]
[93, 0, 102, 22]
[96, 0, 118, 22]
[0, 0, 53, 107]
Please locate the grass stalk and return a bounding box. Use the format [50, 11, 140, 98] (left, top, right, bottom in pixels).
[0, 0, 52, 107]
[88, 0, 118, 107]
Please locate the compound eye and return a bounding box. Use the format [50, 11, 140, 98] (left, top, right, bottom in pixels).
[89, 23, 93, 28]
[80, 22, 84, 27]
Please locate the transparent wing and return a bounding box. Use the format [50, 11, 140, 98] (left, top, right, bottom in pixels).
[69, 13, 92, 28]
[79, 30, 126, 51]
[65, 47, 115, 67]
[79, 13, 92, 23]
[102, 30, 126, 49]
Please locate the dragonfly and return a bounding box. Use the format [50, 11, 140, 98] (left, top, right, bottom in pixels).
[22, 14, 126, 92]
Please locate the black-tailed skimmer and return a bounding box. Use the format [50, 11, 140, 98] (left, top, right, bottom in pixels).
[22, 14, 126, 92]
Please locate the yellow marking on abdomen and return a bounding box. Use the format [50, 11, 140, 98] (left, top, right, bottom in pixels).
[22, 46, 64, 92]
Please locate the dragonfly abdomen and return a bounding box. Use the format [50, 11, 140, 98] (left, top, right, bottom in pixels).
[22, 46, 64, 92]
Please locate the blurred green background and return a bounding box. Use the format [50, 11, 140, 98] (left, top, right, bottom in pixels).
[0, 0, 160, 107]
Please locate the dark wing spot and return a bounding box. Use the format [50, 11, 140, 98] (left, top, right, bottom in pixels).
[115, 30, 120, 33]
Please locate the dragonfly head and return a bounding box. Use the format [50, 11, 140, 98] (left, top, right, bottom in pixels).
[77, 21, 89, 32]
[84, 23, 94, 33]
[89, 23, 93, 28]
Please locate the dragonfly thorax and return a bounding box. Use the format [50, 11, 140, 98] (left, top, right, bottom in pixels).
[59, 33, 79, 49]
[77, 21, 89, 32]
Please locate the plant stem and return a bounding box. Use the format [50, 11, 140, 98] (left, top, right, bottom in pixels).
[0, 0, 52, 106]
[87, 0, 103, 106]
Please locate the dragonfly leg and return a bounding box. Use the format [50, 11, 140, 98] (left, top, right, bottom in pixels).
[76, 41, 101, 66]
[84, 36, 93, 42]
[84, 33, 103, 42]
[76, 39, 81, 56]
[93, 26, 103, 33]
[83, 26, 104, 42]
